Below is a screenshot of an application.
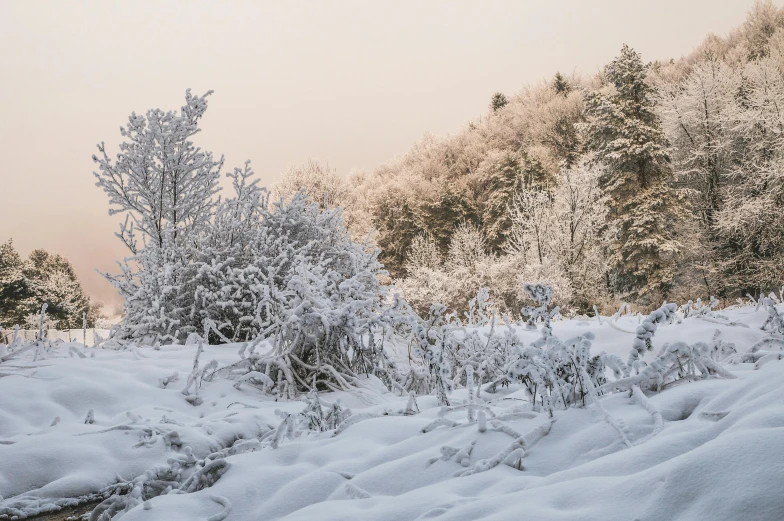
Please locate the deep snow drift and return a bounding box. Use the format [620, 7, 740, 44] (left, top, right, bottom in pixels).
[1, 305, 783, 521]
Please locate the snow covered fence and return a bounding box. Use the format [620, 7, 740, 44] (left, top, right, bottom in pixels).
[0, 328, 112, 345]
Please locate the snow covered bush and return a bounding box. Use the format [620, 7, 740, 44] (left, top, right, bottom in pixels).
[198, 187, 407, 396]
[94, 93, 409, 388]
[598, 302, 737, 394]
[486, 317, 605, 414]
[411, 304, 456, 406]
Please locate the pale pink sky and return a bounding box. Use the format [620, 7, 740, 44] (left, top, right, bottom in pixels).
[0, 0, 770, 308]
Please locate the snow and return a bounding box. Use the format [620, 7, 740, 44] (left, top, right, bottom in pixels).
[1, 305, 783, 521]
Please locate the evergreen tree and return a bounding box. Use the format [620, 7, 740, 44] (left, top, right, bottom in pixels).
[23, 249, 96, 328]
[553, 72, 571, 96]
[490, 92, 509, 112]
[0, 240, 27, 327]
[0, 240, 97, 328]
[581, 45, 681, 302]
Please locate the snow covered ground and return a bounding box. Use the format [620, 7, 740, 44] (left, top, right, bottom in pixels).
[1, 305, 783, 521]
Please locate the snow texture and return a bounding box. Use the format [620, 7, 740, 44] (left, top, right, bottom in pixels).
[1, 303, 783, 520]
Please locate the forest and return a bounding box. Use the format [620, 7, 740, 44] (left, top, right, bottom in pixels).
[274, 1, 784, 317]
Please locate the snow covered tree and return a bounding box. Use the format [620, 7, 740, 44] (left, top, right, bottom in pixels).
[274, 160, 374, 242]
[23, 249, 96, 328]
[506, 188, 552, 265]
[581, 45, 681, 303]
[0, 241, 97, 329]
[94, 90, 224, 342]
[476, 149, 548, 251]
[742, 0, 784, 60]
[656, 54, 743, 298]
[658, 57, 740, 232]
[275, 160, 348, 210]
[0, 240, 26, 327]
[546, 164, 608, 310]
[714, 49, 784, 292]
[205, 191, 404, 394]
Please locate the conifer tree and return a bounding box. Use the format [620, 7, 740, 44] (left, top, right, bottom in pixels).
[553, 72, 571, 96]
[0, 240, 26, 327]
[0, 241, 97, 328]
[23, 249, 95, 328]
[581, 45, 681, 302]
[490, 92, 509, 112]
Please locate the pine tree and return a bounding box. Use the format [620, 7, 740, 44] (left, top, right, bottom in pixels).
[23, 249, 95, 328]
[552, 72, 571, 96]
[490, 92, 509, 112]
[0, 241, 97, 328]
[0, 240, 27, 327]
[581, 45, 681, 302]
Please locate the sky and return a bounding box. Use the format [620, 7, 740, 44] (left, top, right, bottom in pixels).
[0, 0, 772, 310]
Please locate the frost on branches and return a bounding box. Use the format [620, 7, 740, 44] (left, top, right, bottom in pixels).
[93, 89, 223, 344]
[94, 91, 408, 394]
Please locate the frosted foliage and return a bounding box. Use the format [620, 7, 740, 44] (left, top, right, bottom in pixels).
[93, 90, 223, 344]
[93, 92, 404, 376]
[406, 234, 442, 272]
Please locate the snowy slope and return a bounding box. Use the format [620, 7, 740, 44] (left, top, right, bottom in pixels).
[1, 305, 783, 521]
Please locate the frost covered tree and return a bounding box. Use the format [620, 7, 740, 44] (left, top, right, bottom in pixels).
[657, 54, 742, 297]
[0, 240, 26, 327]
[658, 57, 740, 233]
[506, 189, 552, 265]
[275, 160, 347, 210]
[713, 46, 784, 292]
[274, 160, 374, 242]
[93, 90, 223, 342]
[581, 45, 682, 303]
[546, 164, 608, 309]
[477, 149, 548, 251]
[23, 249, 98, 328]
[0, 241, 97, 329]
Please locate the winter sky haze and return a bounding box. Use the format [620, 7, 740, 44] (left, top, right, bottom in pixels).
[0, 0, 775, 308]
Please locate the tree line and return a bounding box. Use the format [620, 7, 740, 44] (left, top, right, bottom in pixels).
[279, 1, 784, 315]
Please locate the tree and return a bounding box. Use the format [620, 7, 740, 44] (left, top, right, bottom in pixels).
[275, 159, 347, 209]
[742, 0, 784, 60]
[93, 90, 224, 342]
[0, 240, 98, 329]
[547, 164, 608, 310]
[23, 249, 96, 328]
[553, 72, 571, 96]
[0, 240, 27, 327]
[657, 55, 742, 297]
[190, 189, 400, 393]
[506, 188, 552, 265]
[477, 149, 548, 251]
[490, 92, 509, 112]
[581, 45, 681, 303]
[713, 50, 784, 292]
[274, 160, 374, 241]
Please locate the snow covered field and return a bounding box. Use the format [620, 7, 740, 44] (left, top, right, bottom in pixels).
[1, 304, 783, 521]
